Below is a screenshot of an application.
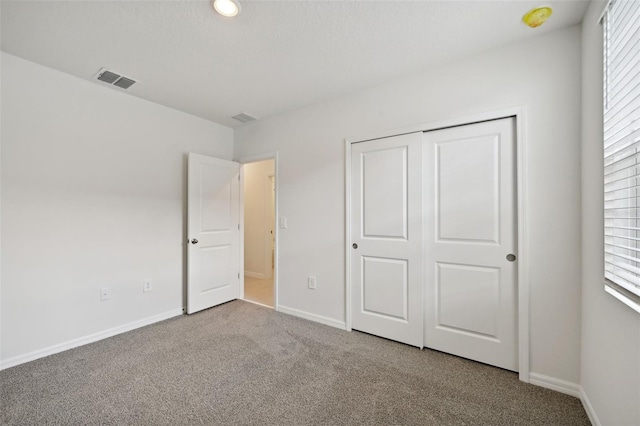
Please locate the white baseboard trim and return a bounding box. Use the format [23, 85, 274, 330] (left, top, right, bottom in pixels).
[242, 298, 274, 309]
[529, 372, 581, 398]
[579, 386, 602, 426]
[276, 304, 347, 330]
[0, 308, 183, 371]
[244, 271, 267, 279]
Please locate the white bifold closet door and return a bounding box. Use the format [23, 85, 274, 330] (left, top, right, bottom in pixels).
[423, 118, 518, 371]
[350, 132, 424, 348]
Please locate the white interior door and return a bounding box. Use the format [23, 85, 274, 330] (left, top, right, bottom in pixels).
[424, 118, 518, 371]
[350, 132, 424, 347]
[187, 153, 240, 315]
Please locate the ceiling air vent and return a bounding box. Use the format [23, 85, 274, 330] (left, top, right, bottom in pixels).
[97, 70, 120, 84]
[232, 113, 258, 123]
[113, 77, 136, 89]
[93, 67, 137, 90]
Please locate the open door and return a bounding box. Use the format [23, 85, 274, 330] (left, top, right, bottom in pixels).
[187, 153, 240, 314]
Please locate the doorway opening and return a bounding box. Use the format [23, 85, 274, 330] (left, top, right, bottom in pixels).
[242, 158, 276, 308]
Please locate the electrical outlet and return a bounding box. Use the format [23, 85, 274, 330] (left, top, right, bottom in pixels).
[308, 276, 316, 290]
[143, 279, 153, 293]
[100, 287, 110, 301]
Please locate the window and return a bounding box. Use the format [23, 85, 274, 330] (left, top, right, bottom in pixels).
[603, 0, 640, 312]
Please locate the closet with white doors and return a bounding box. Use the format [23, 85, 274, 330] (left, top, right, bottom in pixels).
[349, 117, 518, 371]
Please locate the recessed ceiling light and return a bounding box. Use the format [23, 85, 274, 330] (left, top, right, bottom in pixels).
[212, 0, 241, 18]
[523, 6, 553, 28]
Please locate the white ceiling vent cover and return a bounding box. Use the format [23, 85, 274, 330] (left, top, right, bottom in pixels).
[232, 113, 258, 123]
[93, 67, 137, 90]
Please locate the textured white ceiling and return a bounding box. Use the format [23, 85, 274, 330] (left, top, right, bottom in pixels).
[1, 0, 589, 128]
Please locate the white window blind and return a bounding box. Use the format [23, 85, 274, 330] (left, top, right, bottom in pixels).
[603, 0, 640, 304]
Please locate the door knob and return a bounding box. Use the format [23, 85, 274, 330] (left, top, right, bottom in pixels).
[191, 239, 199, 244]
[506, 254, 516, 262]
[352, 243, 358, 249]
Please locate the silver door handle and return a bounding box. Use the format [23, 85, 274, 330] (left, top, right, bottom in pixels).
[191, 239, 199, 244]
[506, 254, 516, 262]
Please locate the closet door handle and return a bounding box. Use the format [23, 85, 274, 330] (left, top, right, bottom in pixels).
[191, 239, 199, 245]
[352, 243, 358, 249]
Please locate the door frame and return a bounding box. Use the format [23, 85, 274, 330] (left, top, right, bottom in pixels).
[265, 173, 276, 279]
[237, 152, 279, 309]
[344, 106, 529, 383]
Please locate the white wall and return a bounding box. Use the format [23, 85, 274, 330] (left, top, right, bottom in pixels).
[235, 26, 583, 384]
[580, 2, 640, 425]
[243, 159, 275, 278]
[0, 53, 233, 365]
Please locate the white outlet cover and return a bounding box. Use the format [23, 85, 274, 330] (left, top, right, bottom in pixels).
[144, 280, 153, 293]
[100, 287, 110, 301]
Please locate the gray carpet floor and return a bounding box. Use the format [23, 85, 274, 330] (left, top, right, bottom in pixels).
[1, 300, 589, 425]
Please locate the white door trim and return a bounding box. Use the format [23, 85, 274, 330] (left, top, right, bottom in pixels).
[344, 106, 530, 383]
[265, 173, 275, 279]
[237, 152, 279, 310]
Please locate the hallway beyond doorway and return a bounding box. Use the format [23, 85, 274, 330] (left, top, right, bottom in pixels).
[244, 276, 274, 307]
